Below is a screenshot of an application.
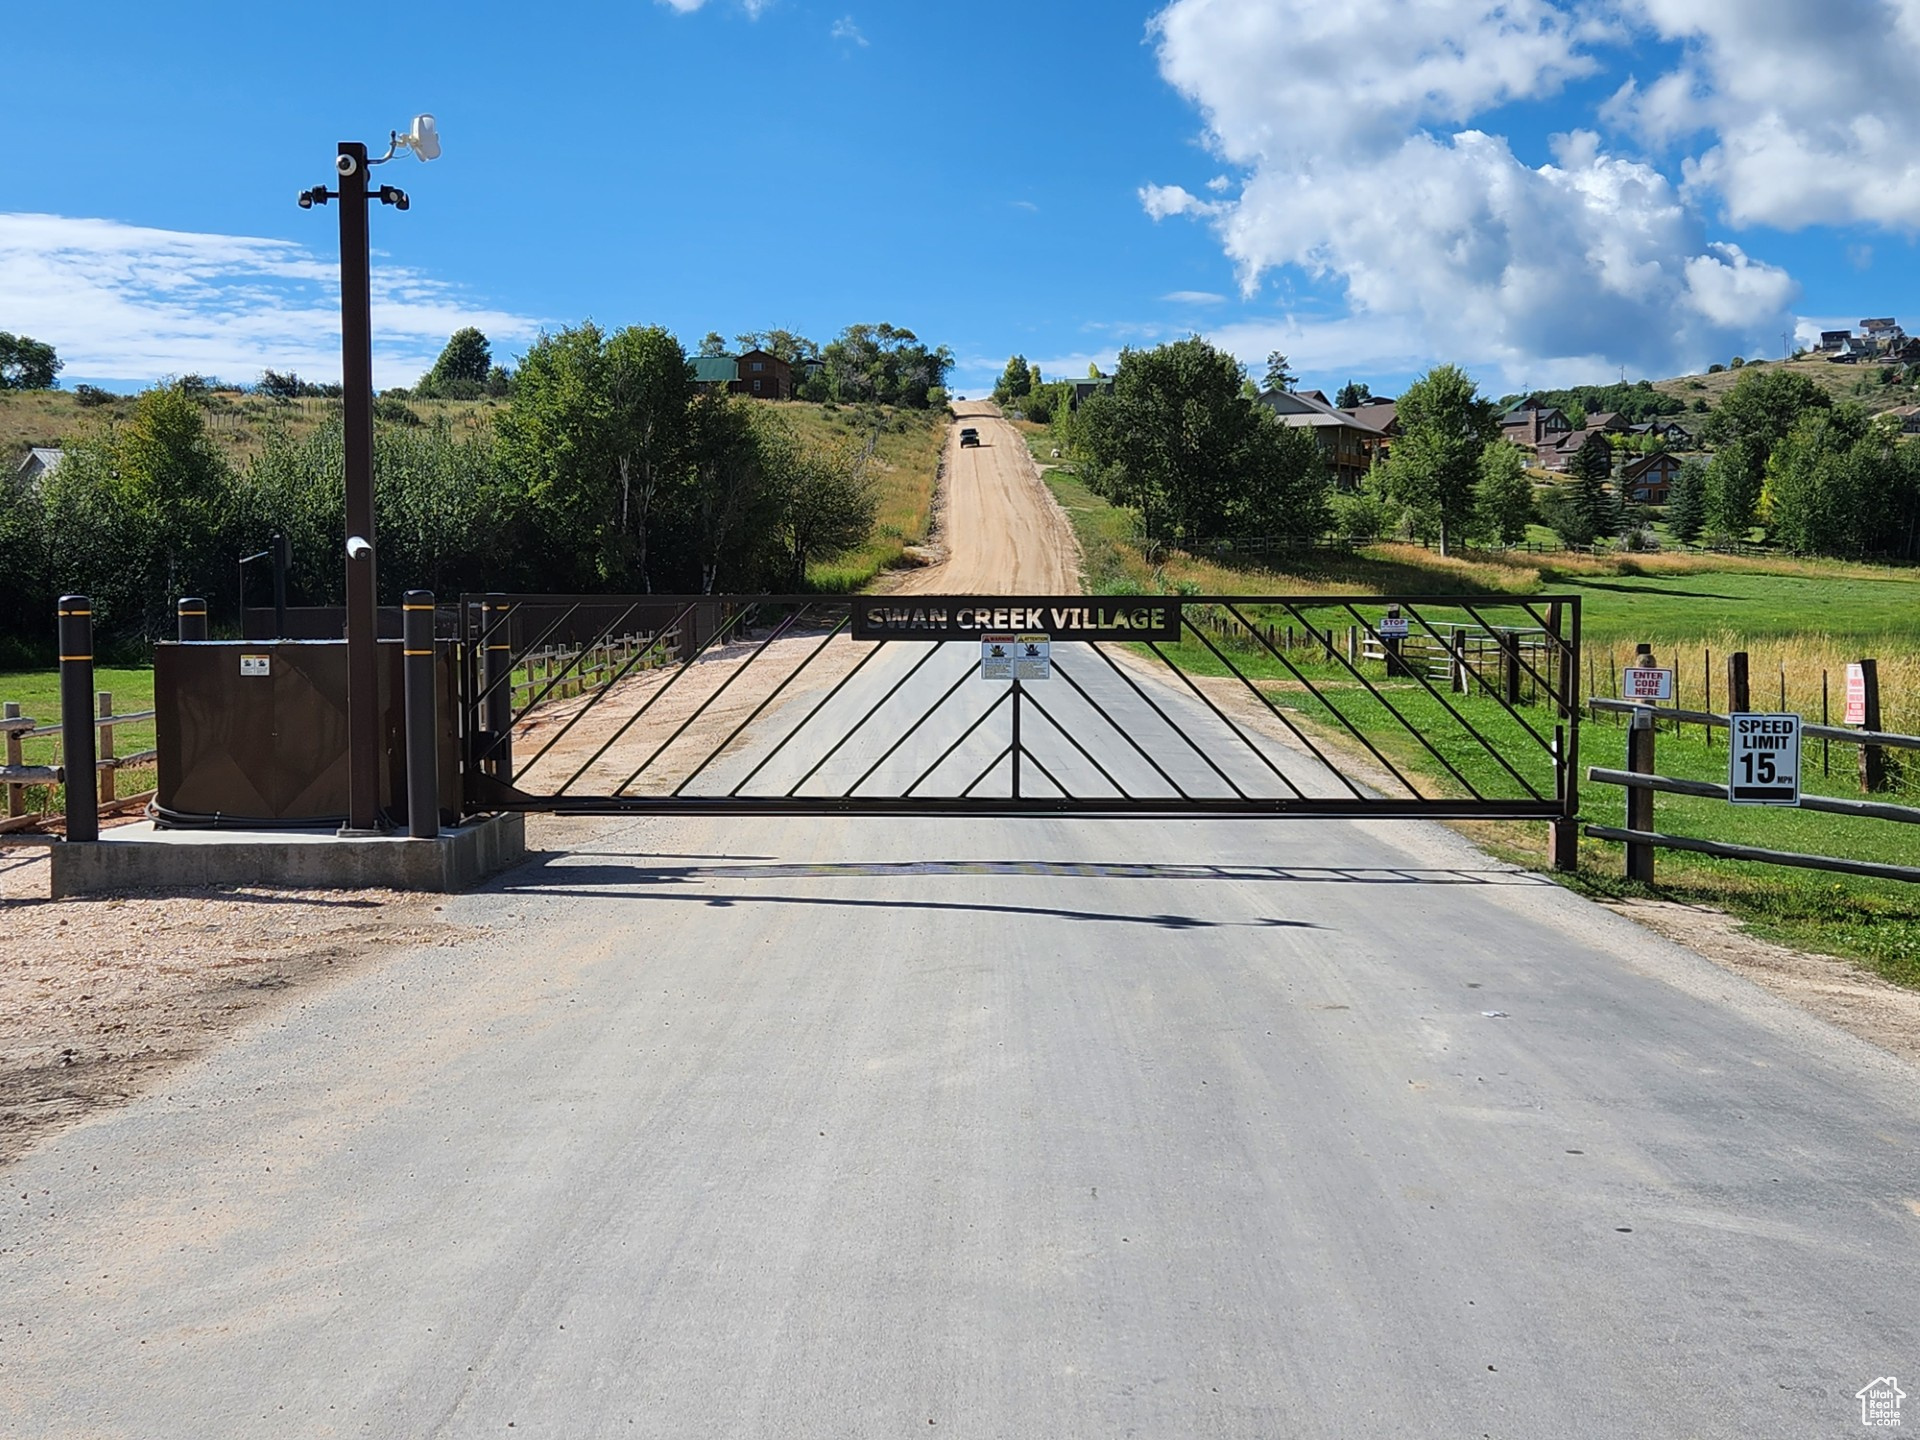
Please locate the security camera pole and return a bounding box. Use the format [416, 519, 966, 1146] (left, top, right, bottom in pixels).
[300, 119, 433, 834]
[336, 139, 382, 834]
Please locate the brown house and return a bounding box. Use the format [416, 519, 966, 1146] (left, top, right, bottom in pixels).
[1257, 389, 1392, 487]
[731, 349, 793, 400]
[1620, 451, 1681, 505]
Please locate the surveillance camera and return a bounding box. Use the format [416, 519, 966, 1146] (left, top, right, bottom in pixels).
[297, 191, 313, 210]
[346, 535, 374, 561]
[336, 153, 359, 177]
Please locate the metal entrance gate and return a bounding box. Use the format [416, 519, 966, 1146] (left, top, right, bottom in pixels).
[458, 592, 1580, 827]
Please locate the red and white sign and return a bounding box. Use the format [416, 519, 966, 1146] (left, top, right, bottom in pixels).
[1844, 663, 1868, 726]
[1623, 666, 1673, 701]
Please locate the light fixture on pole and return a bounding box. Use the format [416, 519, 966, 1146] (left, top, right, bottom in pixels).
[299, 114, 439, 835]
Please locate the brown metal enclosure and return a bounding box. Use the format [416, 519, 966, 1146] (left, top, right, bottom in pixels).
[155, 639, 460, 826]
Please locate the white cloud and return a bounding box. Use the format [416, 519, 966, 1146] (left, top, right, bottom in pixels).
[0, 213, 541, 389]
[1145, 0, 1802, 385]
[1010, 199, 1039, 212]
[1611, 0, 1920, 229]
[1139, 183, 1222, 221]
[831, 15, 867, 45]
[656, 0, 775, 15]
[1162, 290, 1227, 305]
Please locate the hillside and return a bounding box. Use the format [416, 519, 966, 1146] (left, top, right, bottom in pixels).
[1650, 352, 1918, 417]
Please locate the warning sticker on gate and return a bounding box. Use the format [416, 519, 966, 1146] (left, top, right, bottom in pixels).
[1014, 633, 1051, 681]
[1728, 712, 1800, 805]
[1377, 614, 1409, 639]
[980, 634, 1015, 680]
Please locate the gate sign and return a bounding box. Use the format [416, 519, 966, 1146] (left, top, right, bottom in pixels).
[1728, 712, 1801, 805]
[1623, 666, 1673, 701]
[1845, 663, 1868, 726]
[855, 596, 1179, 642]
[1014, 633, 1051, 681]
[980, 634, 1015, 681]
[1377, 614, 1409, 639]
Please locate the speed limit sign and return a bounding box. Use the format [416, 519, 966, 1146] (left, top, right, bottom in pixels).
[1728, 712, 1801, 805]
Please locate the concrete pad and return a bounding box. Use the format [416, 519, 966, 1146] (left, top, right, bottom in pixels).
[47, 812, 525, 897]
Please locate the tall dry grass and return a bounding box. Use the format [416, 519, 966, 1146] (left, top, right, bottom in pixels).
[1587, 631, 1920, 736]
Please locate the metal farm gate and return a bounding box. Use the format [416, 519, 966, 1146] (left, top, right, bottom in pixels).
[456, 593, 1581, 835]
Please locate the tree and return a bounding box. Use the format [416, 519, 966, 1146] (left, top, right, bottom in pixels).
[258, 370, 305, 402]
[418, 327, 492, 398]
[734, 329, 820, 365]
[0, 333, 60, 390]
[760, 419, 877, 588]
[698, 331, 729, 358]
[1667, 458, 1707, 544]
[494, 322, 694, 590]
[1472, 441, 1534, 545]
[818, 324, 951, 408]
[1700, 366, 1830, 538]
[1075, 336, 1324, 546]
[1568, 432, 1619, 540]
[1381, 364, 1499, 555]
[683, 392, 771, 593]
[42, 385, 236, 640]
[1764, 403, 1920, 558]
[1263, 351, 1296, 393]
[1335, 381, 1372, 409]
[603, 325, 693, 589]
[994, 354, 1033, 404]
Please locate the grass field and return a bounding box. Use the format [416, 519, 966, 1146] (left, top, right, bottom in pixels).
[785, 403, 945, 591]
[0, 664, 157, 822]
[1038, 453, 1920, 986]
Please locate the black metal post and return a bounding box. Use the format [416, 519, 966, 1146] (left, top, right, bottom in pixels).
[58, 595, 97, 843]
[338, 140, 383, 834]
[1548, 599, 1580, 872]
[403, 589, 439, 839]
[1011, 676, 1022, 799]
[177, 596, 209, 642]
[483, 594, 514, 780]
[271, 532, 289, 639]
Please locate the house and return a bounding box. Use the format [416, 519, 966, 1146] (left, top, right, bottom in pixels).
[731, 348, 792, 401]
[1344, 396, 1399, 435]
[1629, 419, 1694, 448]
[1861, 317, 1901, 339]
[1818, 329, 1853, 352]
[1539, 427, 1615, 474]
[1585, 410, 1632, 433]
[15, 447, 62, 487]
[1258, 388, 1390, 488]
[1063, 376, 1113, 409]
[690, 356, 738, 393]
[1620, 451, 1681, 505]
[1499, 399, 1571, 456]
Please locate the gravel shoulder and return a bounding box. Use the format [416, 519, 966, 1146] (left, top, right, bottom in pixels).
[0, 838, 487, 1163]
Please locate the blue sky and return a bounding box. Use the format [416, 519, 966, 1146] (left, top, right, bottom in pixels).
[6, 0, 1918, 402]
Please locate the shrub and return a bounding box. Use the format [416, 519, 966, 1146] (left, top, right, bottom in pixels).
[73, 384, 118, 408]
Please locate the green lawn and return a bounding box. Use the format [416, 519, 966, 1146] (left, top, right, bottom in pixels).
[1563, 569, 1920, 648]
[0, 664, 157, 819]
[1039, 463, 1920, 987]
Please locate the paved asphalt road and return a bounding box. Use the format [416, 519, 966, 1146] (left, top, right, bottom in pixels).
[6, 660, 1919, 1436]
[4, 423, 1916, 1438]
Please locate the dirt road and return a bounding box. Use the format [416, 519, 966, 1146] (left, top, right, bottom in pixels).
[898, 402, 1080, 594]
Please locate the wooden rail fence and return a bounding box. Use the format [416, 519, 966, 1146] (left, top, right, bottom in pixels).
[508, 629, 679, 710]
[1584, 692, 1920, 884]
[1, 691, 159, 839]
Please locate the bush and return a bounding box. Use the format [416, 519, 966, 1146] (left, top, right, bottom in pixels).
[73, 384, 118, 408]
[374, 396, 421, 426]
